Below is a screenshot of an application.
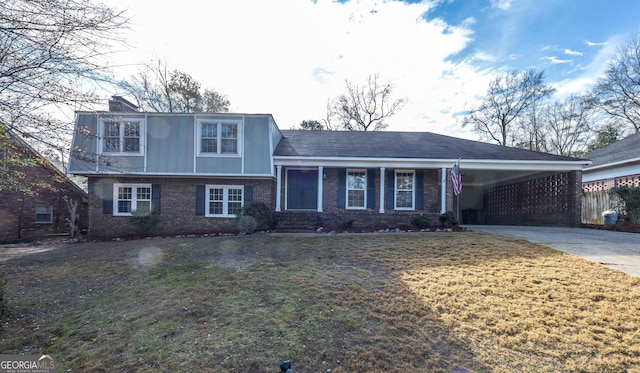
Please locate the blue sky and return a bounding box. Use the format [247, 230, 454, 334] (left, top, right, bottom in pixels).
[107, 0, 640, 138]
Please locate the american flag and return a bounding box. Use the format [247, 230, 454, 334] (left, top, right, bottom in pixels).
[451, 159, 462, 196]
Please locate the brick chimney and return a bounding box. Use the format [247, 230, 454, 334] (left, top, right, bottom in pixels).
[108, 96, 139, 112]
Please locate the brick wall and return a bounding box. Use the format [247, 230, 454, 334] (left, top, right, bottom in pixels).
[0, 146, 88, 242]
[276, 167, 443, 230]
[87, 177, 275, 237]
[485, 171, 582, 227]
[582, 173, 640, 193]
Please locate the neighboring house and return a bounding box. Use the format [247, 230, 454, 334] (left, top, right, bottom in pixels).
[67, 97, 590, 236]
[582, 132, 640, 224]
[0, 132, 88, 242]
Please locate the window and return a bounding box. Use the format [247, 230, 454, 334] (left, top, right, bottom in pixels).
[347, 169, 366, 209]
[100, 118, 144, 154]
[113, 183, 151, 216]
[206, 185, 243, 217]
[395, 170, 414, 209]
[35, 204, 53, 223]
[198, 120, 240, 155]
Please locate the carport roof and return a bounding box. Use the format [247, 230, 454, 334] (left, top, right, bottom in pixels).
[275, 130, 587, 162]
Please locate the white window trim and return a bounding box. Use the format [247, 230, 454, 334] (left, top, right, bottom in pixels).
[113, 183, 152, 216]
[196, 119, 243, 157]
[394, 170, 415, 210]
[35, 204, 53, 224]
[98, 117, 145, 156]
[205, 185, 244, 217]
[346, 169, 367, 210]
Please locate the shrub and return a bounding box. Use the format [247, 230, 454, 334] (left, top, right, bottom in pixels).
[438, 211, 459, 226]
[411, 215, 430, 229]
[236, 202, 274, 232]
[609, 186, 640, 223]
[341, 219, 354, 229]
[129, 208, 160, 236]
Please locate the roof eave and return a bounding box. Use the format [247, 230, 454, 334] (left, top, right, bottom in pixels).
[273, 156, 591, 170]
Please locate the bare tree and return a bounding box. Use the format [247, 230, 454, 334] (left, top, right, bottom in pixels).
[513, 101, 547, 151]
[462, 69, 555, 146]
[121, 58, 230, 113]
[541, 95, 595, 157]
[591, 32, 640, 133]
[0, 0, 128, 157]
[328, 74, 406, 131]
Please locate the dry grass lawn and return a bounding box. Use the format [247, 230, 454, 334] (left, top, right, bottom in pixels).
[1, 232, 639, 372]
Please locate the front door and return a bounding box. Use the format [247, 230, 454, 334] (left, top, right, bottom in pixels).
[287, 169, 318, 210]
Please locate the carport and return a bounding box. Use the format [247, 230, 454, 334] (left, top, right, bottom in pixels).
[453, 159, 589, 227]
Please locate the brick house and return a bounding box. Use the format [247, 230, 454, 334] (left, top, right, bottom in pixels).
[67, 98, 589, 236]
[582, 132, 640, 224]
[0, 132, 88, 242]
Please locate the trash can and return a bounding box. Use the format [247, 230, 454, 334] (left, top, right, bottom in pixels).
[602, 210, 618, 226]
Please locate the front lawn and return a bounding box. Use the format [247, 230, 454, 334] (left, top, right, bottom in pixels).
[1, 233, 639, 372]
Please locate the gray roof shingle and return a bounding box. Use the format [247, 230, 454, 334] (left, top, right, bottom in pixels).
[584, 132, 640, 168]
[274, 130, 585, 162]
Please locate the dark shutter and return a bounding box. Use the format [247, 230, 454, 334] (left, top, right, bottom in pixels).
[367, 169, 376, 209]
[244, 185, 253, 203]
[337, 168, 346, 208]
[103, 183, 113, 214]
[196, 185, 206, 216]
[415, 171, 424, 210]
[151, 184, 161, 214]
[386, 170, 394, 209]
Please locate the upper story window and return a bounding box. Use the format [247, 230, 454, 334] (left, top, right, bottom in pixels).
[347, 169, 367, 209]
[100, 118, 145, 155]
[113, 183, 151, 216]
[395, 170, 414, 210]
[197, 120, 241, 156]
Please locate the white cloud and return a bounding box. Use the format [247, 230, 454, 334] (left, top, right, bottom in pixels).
[541, 56, 572, 64]
[564, 49, 583, 56]
[104, 0, 490, 136]
[490, 0, 513, 10]
[585, 40, 608, 47]
[554, 36, 622, 96]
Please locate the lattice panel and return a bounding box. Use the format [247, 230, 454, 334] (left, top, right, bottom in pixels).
[487, 173, 571, 217]
[615, 174, 640, 188]
[582, 174, 640, 193]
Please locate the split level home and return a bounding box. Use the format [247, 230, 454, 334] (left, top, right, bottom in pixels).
[582, 132, 640, 224]
[67, 97, 590, 237]
[0, 131, 88, 242]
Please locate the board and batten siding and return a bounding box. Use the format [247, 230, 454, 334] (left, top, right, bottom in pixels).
[69, 113, 277, 176]
[146, 115, 194, 173]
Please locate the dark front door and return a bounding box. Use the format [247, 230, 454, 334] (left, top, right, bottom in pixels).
[287, 169, 318, 210]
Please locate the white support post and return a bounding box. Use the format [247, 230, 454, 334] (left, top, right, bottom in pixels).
[379, 167, 386, 213]
[440, 167, 447, 213]
[317, 166, 323, 212]
[275, 165, 282, 212]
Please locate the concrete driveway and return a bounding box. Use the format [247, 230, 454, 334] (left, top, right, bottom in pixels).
[465, 225, 640, 278]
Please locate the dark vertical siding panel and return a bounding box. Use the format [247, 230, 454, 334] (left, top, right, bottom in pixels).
[337, 168, 346, 208]
[196, 185, 206, 216]
[244, 185, 253, 203]
[367, 169, 376, 209]
[103, 183, 113, 214]
[152, 184, 161, 214]
[386, 170, 394, 209]
[415, 171, 424, 210]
